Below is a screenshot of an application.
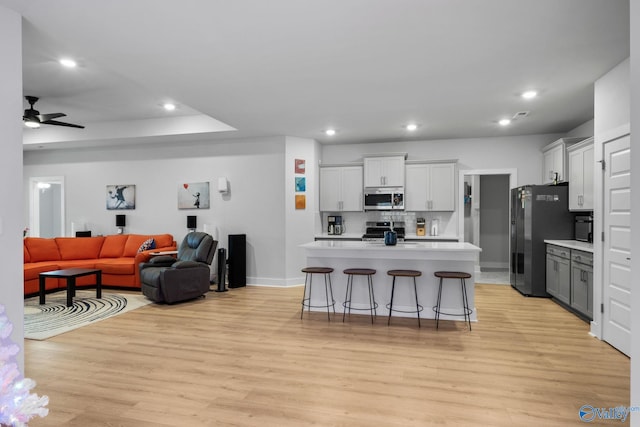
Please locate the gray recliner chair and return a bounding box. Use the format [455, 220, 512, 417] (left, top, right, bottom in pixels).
[140, 232, 217, 303]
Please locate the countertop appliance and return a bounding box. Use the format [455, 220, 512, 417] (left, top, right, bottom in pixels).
[364, 187, 404, 211]
[327, 215, 343, 235]
[510, 185, 575, 297]
[416, 218, 426, 236]
[362, 221, 405, 242]
[575, 214, 593, 243]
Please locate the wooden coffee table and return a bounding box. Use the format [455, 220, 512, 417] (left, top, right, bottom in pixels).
[39, 268, 102, 307]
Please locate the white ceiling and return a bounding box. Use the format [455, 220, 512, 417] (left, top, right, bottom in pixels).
[2, 0, 630, 150]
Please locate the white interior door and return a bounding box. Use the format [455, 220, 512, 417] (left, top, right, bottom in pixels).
[602, 135, 631, 356]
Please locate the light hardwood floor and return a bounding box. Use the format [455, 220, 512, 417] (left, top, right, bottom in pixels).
[25, 284, 629, 426]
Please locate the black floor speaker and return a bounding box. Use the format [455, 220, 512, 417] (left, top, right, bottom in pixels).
[215, 248, 227, 292]
[228, 234, 246, 288]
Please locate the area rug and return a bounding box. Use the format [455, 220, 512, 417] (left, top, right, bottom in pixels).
[24, 291, 151, 340]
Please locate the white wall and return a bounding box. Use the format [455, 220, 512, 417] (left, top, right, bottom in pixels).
[284, 137, 320, 285]
[321, 133, 561, 187]
[24, 137, 295, 285]
[0, 6, 23, 370]
[565, 119, 595, 138]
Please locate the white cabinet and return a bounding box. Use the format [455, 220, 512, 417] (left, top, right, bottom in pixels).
[568, 137, 594, 211]
[364, 156, 405, 187]
[541, 137, 585, 184]
[405, 162, 456, 211]
[320, 166, 363, 212]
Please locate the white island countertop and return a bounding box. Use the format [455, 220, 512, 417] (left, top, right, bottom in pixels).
[301, 240, 481, 261]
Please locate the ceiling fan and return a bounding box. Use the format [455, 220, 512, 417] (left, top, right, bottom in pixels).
[23, 96, 85, 129]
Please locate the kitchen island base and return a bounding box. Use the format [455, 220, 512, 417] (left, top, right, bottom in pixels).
[301, 241, 481, 324]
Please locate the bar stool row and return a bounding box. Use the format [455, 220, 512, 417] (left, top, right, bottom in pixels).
[300, 266, 472, 329]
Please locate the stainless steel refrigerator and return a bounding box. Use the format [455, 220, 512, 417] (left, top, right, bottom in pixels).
[510, 185, 575, 296]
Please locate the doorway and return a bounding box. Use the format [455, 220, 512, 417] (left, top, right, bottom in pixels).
[29, 176, 65, 238]
[459, 169, 517, 284]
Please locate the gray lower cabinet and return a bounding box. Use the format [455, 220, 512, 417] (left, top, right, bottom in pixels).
[546, 245, 571, 305]
[546, 244, 593, 320]
[570, 251, 593, 319]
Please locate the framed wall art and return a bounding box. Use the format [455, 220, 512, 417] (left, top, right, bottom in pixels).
[178, 182, 210, 209]
[106, 185, 135, 210]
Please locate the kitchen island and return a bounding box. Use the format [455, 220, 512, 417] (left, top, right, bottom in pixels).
[300, 240, 481, 323]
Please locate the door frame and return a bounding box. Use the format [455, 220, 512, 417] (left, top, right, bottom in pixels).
[592, 123, 630, 340]
[458, 168, 518, 270]
[29, 176, 65, 238]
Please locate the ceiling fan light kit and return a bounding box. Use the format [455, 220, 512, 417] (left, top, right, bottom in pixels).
[23, 96, 85, 129]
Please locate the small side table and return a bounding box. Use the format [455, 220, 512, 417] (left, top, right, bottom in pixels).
[149, 250, 178, 257]
[39, 268, 102, 307]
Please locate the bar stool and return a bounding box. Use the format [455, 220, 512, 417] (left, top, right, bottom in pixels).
[342, 268, 377, 323]
[300, 267, 335, 321]
[433, 271, 472, 330]
[386, 269, 423, 327]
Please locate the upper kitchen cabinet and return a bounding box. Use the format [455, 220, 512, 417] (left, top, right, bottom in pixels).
[364, 155, 405, 187]
[405, 162, 456, 211]
[541, 137, 586, 184]
[568, 137, 594, 211]
[320, 165, 363, 212]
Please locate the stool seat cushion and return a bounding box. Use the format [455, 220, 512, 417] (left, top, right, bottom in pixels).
[387, 269, 421, 277]
[434, 271, 472, 279]
[343, 268, 376, 275]
[302, 267, 334, 274]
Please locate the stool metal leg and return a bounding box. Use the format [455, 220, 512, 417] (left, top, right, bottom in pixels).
[343, 274, 352, 322]
[368, 275, 376, 323]
[323, 273, 331, 321]
[435, 277, 443, 329]
[461, 278, 471, 331]
[387, 276, 396, 326]
[413, 277, 421, 328]
[301, 273, 309, 319]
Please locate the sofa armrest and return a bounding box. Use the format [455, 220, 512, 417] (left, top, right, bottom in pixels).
[172, 260, 209, 269]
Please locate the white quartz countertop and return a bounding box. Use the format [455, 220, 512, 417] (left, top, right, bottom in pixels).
[314, 233, 460, 241]
[302, 241, 481, 262]
[544, 240, 594, 253]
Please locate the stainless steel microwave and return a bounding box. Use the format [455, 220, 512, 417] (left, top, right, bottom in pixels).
[364, 187, 404, 211]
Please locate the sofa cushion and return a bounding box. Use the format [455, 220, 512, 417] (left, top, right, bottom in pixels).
[24, 262, 60, 280]
[56, 260, 98, 270]
[24, 238, 61, 262]
[95, 259, 136, 275]
[124, 235, 152, 257]
[23, 244, 31, 263]
[55, 236, 105, 260]
[152, 234, 174, 249]
[99, 234, 128, 258]
[138, 238, 156, 253]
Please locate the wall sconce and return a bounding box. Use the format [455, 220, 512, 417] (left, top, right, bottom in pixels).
[218, 177, 229, 194]
[115, 214, 126, 234]
[187, 215, 197, 232]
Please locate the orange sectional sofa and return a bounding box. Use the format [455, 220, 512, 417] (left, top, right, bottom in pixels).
[23, 234, 176, 296]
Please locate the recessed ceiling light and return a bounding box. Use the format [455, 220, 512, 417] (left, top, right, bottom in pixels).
[325, 129, 336, 136]
[59, 58, 77, 68]
[163, 103, 176, 111]
[405, 123, 418, 131]
[498, 119, 511, 126]
[522, 90, 537, 99]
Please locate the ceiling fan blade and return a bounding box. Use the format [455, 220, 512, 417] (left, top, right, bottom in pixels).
[37, 113, 66, 121]
[41, 119, 85, 129]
